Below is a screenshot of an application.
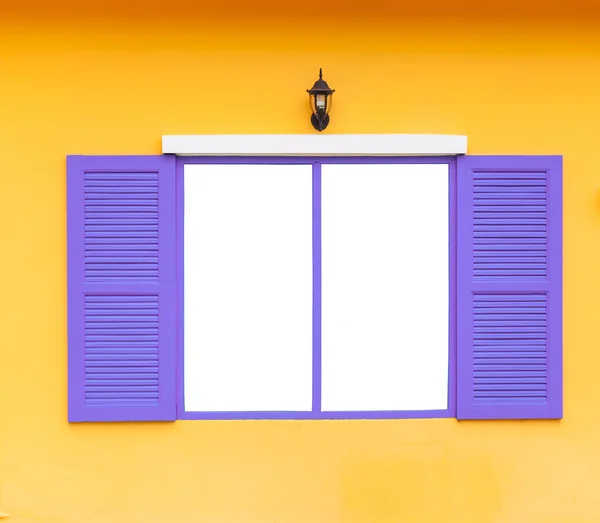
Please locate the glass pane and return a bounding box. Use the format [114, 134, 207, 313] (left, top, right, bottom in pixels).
[184, 164, 313, 412]
[321, 163, 449, 411]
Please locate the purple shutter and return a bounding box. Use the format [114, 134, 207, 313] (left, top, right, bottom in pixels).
[457, 156, 562, 420]
[67, 156, 177, 422]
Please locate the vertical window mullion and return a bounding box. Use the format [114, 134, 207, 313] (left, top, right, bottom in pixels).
[312, 162, 322, 414]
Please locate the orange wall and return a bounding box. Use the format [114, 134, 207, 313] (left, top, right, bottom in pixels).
[1, 4, 600, 522]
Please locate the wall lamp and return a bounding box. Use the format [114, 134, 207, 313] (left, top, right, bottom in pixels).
[307, 69, 335, 132]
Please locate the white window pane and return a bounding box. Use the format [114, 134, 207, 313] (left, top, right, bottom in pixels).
[321, 164, 449, 411]
[184, 164, 313, 412]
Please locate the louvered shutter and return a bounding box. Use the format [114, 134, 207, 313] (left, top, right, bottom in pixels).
[457, 156, 562, 420]
[67, 156, 177, 422]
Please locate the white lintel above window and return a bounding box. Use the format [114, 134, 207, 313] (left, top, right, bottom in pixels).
[161, 134, 467, 156]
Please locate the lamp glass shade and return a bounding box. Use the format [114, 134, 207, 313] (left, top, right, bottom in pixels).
[309, 92, 333, 116]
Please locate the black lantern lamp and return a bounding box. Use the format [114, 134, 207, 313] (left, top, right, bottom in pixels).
[307, 69, 335, 132]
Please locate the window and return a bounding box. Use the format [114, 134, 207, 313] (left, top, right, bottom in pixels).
[67, 154, 562, 422]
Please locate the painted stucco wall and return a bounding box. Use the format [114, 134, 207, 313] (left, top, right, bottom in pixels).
[1, 2, 599, 522]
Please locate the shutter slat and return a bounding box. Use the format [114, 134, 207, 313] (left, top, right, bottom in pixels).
[68, 155, 177, 422]
[457, 156, 562, 420]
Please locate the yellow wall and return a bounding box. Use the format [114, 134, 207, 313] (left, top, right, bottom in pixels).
[2, 3, 600, 522]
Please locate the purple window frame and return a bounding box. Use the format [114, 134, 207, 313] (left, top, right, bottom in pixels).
[175, 156, 457, 420]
